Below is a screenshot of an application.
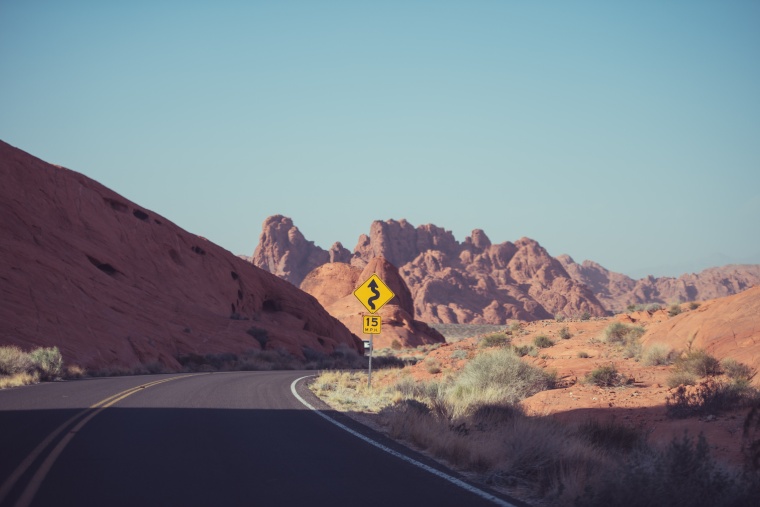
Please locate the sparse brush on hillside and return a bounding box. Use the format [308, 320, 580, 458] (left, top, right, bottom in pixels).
[642, 344, 676, 366]
[603, 322, 645, 361]
[478, 332, 511, 348]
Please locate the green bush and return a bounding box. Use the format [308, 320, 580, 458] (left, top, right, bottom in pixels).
[674, 349, 721, 377]
[533, 335, 555, 348]
[450, 348, 555, 407]
[559, 326, 572, 340]
[586, 365, 624, 387]
[667, 370, 698, 389]
[29, 347, 63, 381]
[479, 333, 511, 348]
[722, 358, 754, 382]
[666, 379, 759, 418]
[642, 345, 676, 366]
[513, 344, 536, 357]
[580, 311, 592, 321]
[0, 346, 63, 382]
[0, 346, 33, 376]
[604, 323, 645, 345]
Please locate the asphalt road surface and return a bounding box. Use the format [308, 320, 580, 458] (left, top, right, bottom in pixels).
[0, 371, 526, 507]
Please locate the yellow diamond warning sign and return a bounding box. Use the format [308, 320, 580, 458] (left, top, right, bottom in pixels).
[354, 274, 395, 314]
[363, 315, 382, 334]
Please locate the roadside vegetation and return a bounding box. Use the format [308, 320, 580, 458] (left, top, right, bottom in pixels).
[309, 320, 760, 506]
[0, 345, 65, 388]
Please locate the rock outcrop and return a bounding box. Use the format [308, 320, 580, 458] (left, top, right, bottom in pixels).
[641, 286, 760, 374]
[558, 255, 760, 313]
[251, 215, 330, 285]
[300, 257, 445, 348]
[0, 141, 362, 371]
[254, 217, 608, 323]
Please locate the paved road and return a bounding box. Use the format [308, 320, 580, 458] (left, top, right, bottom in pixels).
[0, 371, 525, 507]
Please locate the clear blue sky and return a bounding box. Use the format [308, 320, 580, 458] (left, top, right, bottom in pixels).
[2, 1, 759, 278]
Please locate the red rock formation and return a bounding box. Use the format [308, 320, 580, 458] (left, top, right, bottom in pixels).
[642, 286, 760, 374]
[558, 255, 760, 313]
[251, 215, 329, 285]
[0, 141, 362, 371]
[254, 216, 608, 323]
[300, 258, 445, 349]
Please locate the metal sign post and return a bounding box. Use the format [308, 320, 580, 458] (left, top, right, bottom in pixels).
[355, 275, 394, 389]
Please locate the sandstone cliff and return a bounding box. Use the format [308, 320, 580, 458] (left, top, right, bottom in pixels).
[0, 141, 362, 371]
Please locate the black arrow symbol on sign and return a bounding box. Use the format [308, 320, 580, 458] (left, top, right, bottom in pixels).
[367, 279, 381, 311]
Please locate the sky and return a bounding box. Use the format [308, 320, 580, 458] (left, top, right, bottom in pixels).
[2, 1, 759, 279]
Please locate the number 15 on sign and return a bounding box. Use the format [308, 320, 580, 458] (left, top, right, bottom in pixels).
[363, 315, 381, 334]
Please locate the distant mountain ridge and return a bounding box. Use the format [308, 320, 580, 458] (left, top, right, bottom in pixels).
[251, 215, 760, 322]
[557, 256, 760, 313]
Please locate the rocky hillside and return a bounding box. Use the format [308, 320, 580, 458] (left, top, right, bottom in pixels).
[0, 141, 362, 371]
[558, 255, 760, 313]
[301, 257, 445, 348]
[253, 217, 608, 323]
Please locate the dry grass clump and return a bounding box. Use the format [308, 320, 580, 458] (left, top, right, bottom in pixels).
[533, 334, 555, 348]
[478, 332, 511, 348]
[602, 323, 645, 360]
[310, 370, 404, 412]
[559, 326, 572, 340]
[0, 345, 64, 387]
[642, 344, 676, 366]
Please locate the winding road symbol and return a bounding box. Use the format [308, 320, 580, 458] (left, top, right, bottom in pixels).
[367, 279, 381, 311]
[354, 274, 395, 314]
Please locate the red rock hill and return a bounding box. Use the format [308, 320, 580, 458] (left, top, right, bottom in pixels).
[0, 141, 362, 370]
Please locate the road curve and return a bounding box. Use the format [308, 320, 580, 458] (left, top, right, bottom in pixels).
[0, 371, 525, 507]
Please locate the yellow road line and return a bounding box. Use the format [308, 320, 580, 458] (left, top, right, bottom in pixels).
[0, 375, 199, 507]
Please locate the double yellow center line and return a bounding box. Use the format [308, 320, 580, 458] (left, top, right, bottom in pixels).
[0, 375, 199, 507]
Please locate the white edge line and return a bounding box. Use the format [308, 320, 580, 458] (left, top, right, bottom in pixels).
[291, 375, 519, 507]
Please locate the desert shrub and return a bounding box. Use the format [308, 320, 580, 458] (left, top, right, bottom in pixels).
[580, 311, 592, 321]
[604, 323, 645, 346]
[513, 344, 536, 357]
[246, 326, 269, 348]
[559, 326, 572, 340]
[674, 349, 721, 377]
[390, 339, 402, 350]
[578, 351, 591, 358]
[508, 322, 523, 335]
[555, 313, 565, 322]
[668, 303, 682, 317]
[0, 346, 33, 376]
[448, 348, 555, 413]
[479, 332, 511, 348]
[667, 370, 698, 389]
[28, 347, 63, 380]
[578, 432, 760, 507]
[722, 358, 755, 382]
[577, 419, 645, 452]
[642, 345, 676, 366]
[426, 359, 442, 374]
[666, 379, 759, 418]
[451, 349, 468, 360]
[586, 365, 625, 387]
[647, 303, 663, 312]
[688, 301, 701, 310]
[533, 335, 554, 348]
[626, 304, 638, 312]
